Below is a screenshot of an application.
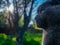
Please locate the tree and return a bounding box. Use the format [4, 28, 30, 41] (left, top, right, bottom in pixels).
[0, 0, 35, 45]
[13, 0, 35, 45]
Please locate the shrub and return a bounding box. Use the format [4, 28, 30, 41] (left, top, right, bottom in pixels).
[0, 34, 15, 45]
[23, 32, 42, 45]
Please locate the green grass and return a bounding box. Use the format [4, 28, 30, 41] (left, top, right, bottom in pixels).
[23, 32, 42, 45]
[0, 33, 15, 45]
[0, 31, 42, 45]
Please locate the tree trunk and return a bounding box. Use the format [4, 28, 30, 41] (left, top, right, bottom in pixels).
[13, 0, 34, 45]
[16, 27, 27, 45]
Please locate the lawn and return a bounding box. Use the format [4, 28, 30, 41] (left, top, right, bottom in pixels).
[0, 31, 42, 45]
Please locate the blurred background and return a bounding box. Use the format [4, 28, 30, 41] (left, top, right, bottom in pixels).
[0, 0, 46, 45]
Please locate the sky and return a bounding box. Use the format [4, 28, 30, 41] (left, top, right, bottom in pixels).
[0, 0, 46, 14]
[32, 0, 46, 19]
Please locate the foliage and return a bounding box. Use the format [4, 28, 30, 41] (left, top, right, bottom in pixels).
[0, 32, 42, 45]
[23, 32, 42, 45]
[18, 15, 24, 27]
[0, 12, 5, 28]
[0, 0, 41, 45]
[0, 33, 15, 45]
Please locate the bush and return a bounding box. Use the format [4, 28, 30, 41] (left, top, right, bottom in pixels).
[23, 39, 40, 45]
[0, 32, 42, 45]
[0, 34, 15, 45]
[23, 32, 42, 45]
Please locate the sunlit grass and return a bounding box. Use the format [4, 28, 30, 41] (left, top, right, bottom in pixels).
[0, 31, 42, 45]
[0, 33, 15, 45]
[12, 37, 16, 41]
[24, 32, 42, 45]
[0, 33, 7, 39]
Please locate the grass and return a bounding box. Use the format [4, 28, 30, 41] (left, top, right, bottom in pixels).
[23, 32, 42, 45]
[0, 31, 42, 45]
